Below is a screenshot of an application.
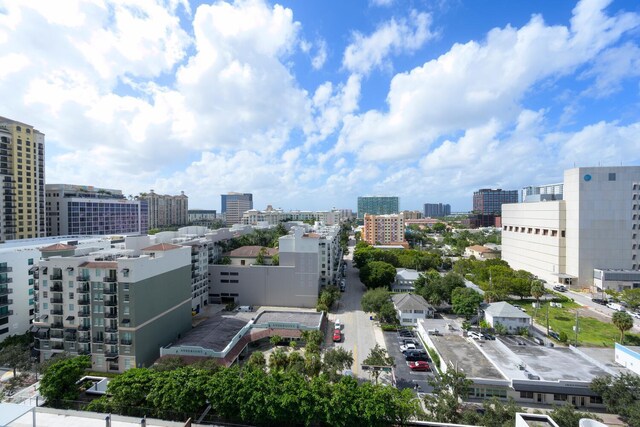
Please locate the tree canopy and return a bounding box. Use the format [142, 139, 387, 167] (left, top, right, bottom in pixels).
[591, 373, 640, 427]
[451, 287, 484, 318]
[39, 355, 91, 407]
[612, 311, 634, 344]
[359, 261, 396, 289]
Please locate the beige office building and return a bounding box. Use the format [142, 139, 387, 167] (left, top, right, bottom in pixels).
[362, 213, 405, 245]
[502, 166, 640, 291]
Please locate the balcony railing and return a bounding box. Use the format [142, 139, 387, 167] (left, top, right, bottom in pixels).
[78, 310, 91, 318]
[104, 338, 118, 345]
[104, 311, 118, 318]
[64, 334, 76, 342]
[103, 276, 117, 282]
[78, 298, 90, 305]
[51, 308, 63, 315]
[51, 297, 63, 304]
[92, 337, 104, 343]
[104, 299, 117, 306]
[105, 326, 118, 333]
[103, 287, 117, 295]
[105, 351, 119, 359]
[77, 285, 89, 293]
[0, 287, 12, 296]
[51, 343, 65, 351]
[120, 339, 132, 346]
[77, 336, 91, 343]
[0, 277, 12, 284]
[0, 266, 12, 273]
[78, 324, 91, 331]
[76, 275, 90, 282]
[78, 349, 91, 355]
[50, 273, 63, 280]
[51, 322, 63, 329]
[50, 284, 63, 292]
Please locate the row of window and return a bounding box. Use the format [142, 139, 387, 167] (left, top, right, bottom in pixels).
[503, 225, 565, 237]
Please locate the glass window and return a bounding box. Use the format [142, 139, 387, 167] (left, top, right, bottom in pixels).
[28, 258, 33, 265]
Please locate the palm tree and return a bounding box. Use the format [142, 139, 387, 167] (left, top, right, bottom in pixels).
[612, 311, 634, 344]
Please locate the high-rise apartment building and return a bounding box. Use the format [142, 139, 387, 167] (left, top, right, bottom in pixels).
[401, 210, 422, 220]
[473, 189, 518, 215]
[221, 192, 253, 225]
[33, 240, 192, 372]
[46, 184, 148, 236]
[357, 196, 399, 219]
[424, 203, 451, 218]
[502, 167, 640, 291]
[138, 190, 188, 229]
[0, 117, 45, 241]
[362, 213, 405, 245]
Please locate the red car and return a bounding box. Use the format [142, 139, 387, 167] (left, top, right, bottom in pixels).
[333, 329, 341, 342]
[408, 361, 430, 371]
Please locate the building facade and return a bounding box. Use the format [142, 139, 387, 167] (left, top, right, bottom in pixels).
[138, 190, 188, 229]
[46, 184, 148, 236]
[473, 189, 518, 215]
[357, 196, 399, 219]
[0, 236, 112, 343]
[0, 117, 46, 241]
[241, 209, 341, 226]
[362, 213, 405, 245]
[221, 192, 253, 226]
[33, 241, 192, 372]
[502, 166, 640, 290]
[400, 210, 422, 220]
[424, 203, 451, 218]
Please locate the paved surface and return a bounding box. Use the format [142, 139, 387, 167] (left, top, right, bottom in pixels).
[383, 331, 434, 393]
[329, 239, 384, 380]
[430, 334, 505, 379]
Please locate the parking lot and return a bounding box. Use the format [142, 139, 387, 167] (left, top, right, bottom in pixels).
[383, 331, 435, 393]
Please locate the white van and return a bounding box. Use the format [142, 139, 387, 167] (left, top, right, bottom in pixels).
[237, 305, 254, 312]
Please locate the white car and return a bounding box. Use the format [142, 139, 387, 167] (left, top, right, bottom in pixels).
[468, 331, 483, 340]
[334, 319, 342, 330]
[630, 311, 640, 319]
[400, 343, 417, 352]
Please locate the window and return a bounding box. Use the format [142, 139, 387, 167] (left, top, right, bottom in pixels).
[561, 230, 566, 238]
[221, 272, 229, 276]
[28, 258, 33, 265]
[124, 294, 129, 303]
[241, 260, 245, 266]
[69, 281, 74, 288]
[123, 306, 130, 315]
[554, 394, 567, 401]
[609, 173, 616, 181]
[69, 292, 74, 299]
[590, 396, 603, 404]
[221, 279, 229, 283]
[43, 303, 48, 309]
[123, 283, 129, 291]
[43, 291, 48, 298]
[68, 304, 74, 311]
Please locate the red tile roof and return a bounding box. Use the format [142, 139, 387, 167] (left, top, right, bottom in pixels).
[40, 243, 75, 252]
[142, 243, 182, 251]
[229, 246, 279, 258]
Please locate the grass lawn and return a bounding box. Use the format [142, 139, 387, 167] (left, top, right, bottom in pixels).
[518, 300, 640, 347]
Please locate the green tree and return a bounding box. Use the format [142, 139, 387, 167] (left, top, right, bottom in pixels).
[549, 404, 603, 427]
[146, 367, 210, 417]
[0, 343, 31, 376]
[39, 355, 91, 407]
[269, 348, 289, 371]
[270, 334, 283, 347]
[361, 287, 391, 313]
[255, 247, 267, 265]
[151, 355, 186, 371]
[451, 287, 484, 318]
[362, 344, 394, 384]
[378, 301, 398, 324]
[360, 261, 396, 289]
[286, 351, 306, 375]
[246, 351, 267, 370]
[591, 373, 640, 426]
[301, 330, 324, 354]
[271, 253, 280, 266]
[432, 223, 447, 233]
[621, 288, 640, 310]
[423, 369, 472, 423]
[322, 347, 354, 382]
[530, 281, 546, 304]
[612, 311, 634, 343]
[479, 397, 524, 427]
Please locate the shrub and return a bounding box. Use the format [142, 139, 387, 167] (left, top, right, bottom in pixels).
[380, 324, 398, 331]
[559, 331, 568, 342]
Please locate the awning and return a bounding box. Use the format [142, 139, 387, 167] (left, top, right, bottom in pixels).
[28, 266, 38, 273]
[551, 273, 576, 278]
[65, 316, 75, 321]
[29, 326, 40, 333]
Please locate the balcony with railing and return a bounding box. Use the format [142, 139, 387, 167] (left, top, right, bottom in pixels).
[92, 336, 104, 343]
[51, 297, 63, 304]
[51, 342, 65, 351]
[103, 275, 117, 283]
[105, 325, 118, 333]
[78, 324, 91, 331]
[78, 297, 90, 305]
[77, 284, 90, 293]
[104, 336, 119, 345]
[50, 284, 63, 292]
[34, 340, 51, 351]
[120, 339, 133, 346]
[64, 333, 77, 342]
[0, 266, 12, 273]
[50, 331, 63, 340]
[105, 310, 118, 318]
[77, 335, 91, 343]
[78, 310, 91, 318]
[105, 350, 119, 359]
[50, 272, 63, 280]
[51, 307, 64, 315]
[104, 298, 117, 306]
[76, 275, 90, 282]
[0, 286, 12, 296]
[0, 276, 12, 284]
[103, 286, 117, 295]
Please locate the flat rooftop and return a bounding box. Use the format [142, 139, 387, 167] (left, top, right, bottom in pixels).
[479, 336, 612, 381]
[253, 310, 322, 328]
[172, 309, 322, 352]
[430, 334, 505, 380]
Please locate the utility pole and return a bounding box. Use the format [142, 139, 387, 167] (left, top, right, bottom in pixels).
[574, 309, 579, 347]
[546, 302, 550, 336]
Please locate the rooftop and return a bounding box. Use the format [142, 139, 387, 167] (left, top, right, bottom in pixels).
[142, 243, 182, 252]
[39, 243, 75, 252]
[392, 293, 432, 311]
[229, 246, 278, 257]
[485, 301, 531, 319]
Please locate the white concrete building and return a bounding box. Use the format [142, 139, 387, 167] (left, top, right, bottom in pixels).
[241, 209, 342, 226]
[483, 301, 531, 333]
[614, 343, 640, 375]
[0, 236, 112, 343]
[502, 166, 640, 291]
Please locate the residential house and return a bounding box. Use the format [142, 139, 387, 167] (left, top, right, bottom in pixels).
[391, 293, 434, 326]
[483, 301, 531, 333]
[392, 268, 420, 293]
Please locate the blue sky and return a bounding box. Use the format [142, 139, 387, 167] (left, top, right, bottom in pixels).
[0, 0, 639, 212]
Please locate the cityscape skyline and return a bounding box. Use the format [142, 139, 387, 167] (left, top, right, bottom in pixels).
[0, 0, 639, 212]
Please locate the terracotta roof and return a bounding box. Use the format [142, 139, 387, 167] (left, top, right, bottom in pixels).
[467, 245, 496, 253]
[79, 261, 118, 268]
[142, 243, 182, 251]
[229, 246, 279, 258]
[304, 233, 320, 238]
[40, 243, 75, 252]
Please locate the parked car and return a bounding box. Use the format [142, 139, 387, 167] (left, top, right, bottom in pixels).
[399, 338, 421, 347]
[404, 349, 428, 357]
[630, 311, 640, 319]
[548, 331, 560, 340]
[398, 330, 415, 337]
[408, 361, 431, 371]
[553, 284, 567, 292]
[591, 297, 608, 305]
[400, 343, 417, 352]
[334, 319, 342, 330]
[606, 302, 626, 312]
[482, 333, 496, 340]
[332, 329, 342, 342]
[405, 353, 430, 362]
